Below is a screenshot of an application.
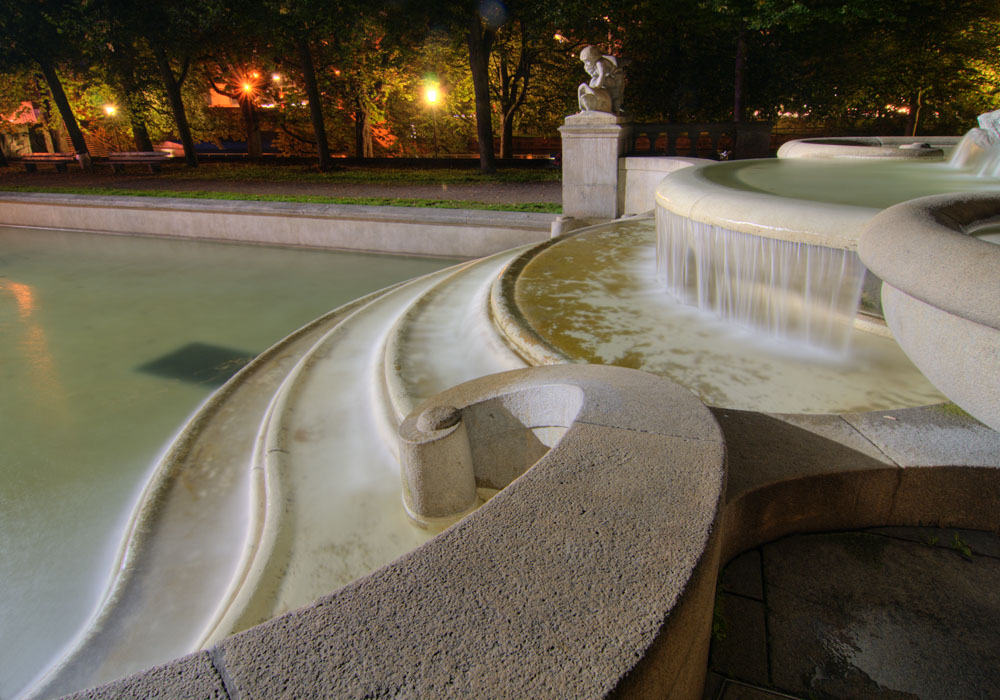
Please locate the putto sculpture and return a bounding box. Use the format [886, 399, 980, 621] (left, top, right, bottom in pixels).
[577, 46, 625, 114]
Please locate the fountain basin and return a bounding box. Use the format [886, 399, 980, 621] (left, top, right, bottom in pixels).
[492, 218, 944, 413]
[777, 136, 961, 160]
[44, 211, 1000, 700]
[655, 158, 1000, 248]
[858, 192, 1000, 432]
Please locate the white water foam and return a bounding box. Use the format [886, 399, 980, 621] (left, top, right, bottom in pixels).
[656, 210, 865, 353]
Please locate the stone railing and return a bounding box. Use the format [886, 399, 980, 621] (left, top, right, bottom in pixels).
[630, 122, 772, 160]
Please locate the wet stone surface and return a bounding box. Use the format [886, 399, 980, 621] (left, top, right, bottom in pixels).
[706, 528, 1000, 700]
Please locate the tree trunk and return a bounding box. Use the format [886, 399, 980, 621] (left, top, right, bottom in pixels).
[355, 99, 373, 158]
[131, 121, 154, 152]
[467, 14, 496, 173]
[0, 146, 8, 167]
[297, 37, 334, 170]
[906, 89, 923, 136]
[36, 56, 90, 158]
[152, 44, 197, 167]
[733, 25, 747, 123]
[240, 98, 262, 157]
[500, 111, 514, 159]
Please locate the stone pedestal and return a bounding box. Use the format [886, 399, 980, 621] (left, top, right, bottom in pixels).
[559, 112, 632, 220]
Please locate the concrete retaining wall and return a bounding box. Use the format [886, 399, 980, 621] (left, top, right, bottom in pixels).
[0, 193, 557, 259]
[618, 156, 710, 215]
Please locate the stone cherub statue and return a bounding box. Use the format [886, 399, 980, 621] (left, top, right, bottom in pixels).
[577, 46, 625, 114]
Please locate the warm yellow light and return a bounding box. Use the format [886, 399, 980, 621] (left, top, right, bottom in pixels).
[242, 83, 253, 93]
[425, 87, 439, 104]
[272, 73, 281, 82]
[103, 104, 117, 116]
[250, 71, 260, 79]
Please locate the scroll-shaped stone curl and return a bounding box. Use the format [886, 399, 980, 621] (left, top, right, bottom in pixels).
[976, 108, 1000, 145]
[577, 46, 625, 114]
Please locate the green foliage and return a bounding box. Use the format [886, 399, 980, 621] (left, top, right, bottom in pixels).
[3, 0, 999, 150]
[951, 532, 973, 561]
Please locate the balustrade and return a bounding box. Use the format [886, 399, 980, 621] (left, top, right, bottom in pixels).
[631, 122, 772, 159]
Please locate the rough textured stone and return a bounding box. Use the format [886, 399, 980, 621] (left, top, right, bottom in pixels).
[717, 410, 896, 497]
[60, 651, 229, 700]
[842, 404, 1000, 468]
[880, 285, 1000, 433]
[763, 532, 1000, 699]
[857, 192, 1000, 431]
[221, 427, 725, 698]
[560, 114, 632, 219]
[713, 409, 901, 558]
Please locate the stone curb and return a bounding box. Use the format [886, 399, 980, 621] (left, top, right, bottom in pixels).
[0, 193, 556, 259]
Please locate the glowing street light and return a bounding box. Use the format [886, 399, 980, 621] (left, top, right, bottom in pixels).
[103, 104, 117, 116]
[424, 82, 441, 158]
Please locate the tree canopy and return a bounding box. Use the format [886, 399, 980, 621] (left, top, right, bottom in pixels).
[2, 0, 998, 166]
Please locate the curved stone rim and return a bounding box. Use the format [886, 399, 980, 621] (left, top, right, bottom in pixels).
[215, 364, 727, 700]
[857, 192, 1000, 331]
[654, 160, 875, 249]
[777, 136, 960, 160]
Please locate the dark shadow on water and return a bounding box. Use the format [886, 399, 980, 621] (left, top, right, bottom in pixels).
[136, 342, 256, 386]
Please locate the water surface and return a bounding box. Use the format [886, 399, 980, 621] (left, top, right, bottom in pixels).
[0, 226, 455, 699]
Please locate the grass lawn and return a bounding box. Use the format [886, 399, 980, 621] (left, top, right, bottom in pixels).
[0, 185, 562, 213]
[0, 161, 562, 212]
[157, 162, 562, 184]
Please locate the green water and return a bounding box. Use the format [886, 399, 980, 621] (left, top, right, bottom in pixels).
[705, 159, 1000, 209]
[0, 226, 456, 699]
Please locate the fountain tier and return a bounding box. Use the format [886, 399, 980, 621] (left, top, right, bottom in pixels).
[654, 158, 1000, 342]
[494, 219, 943, 414]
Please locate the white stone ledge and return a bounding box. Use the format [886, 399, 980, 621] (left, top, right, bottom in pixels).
[858, 192, 1000, 330]
[778, 136, 961, 160]
[0, 193, 556, 259]
[858, 192, 1000, 431]
[655, 162, 874, 249]
[619, 156, 709, 215]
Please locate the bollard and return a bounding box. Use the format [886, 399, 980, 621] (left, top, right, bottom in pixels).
[398, 405, 478, 526]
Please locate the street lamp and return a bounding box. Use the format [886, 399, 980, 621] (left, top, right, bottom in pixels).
[424, 82, 441, 158]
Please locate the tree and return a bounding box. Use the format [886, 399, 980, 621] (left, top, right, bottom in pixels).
[489, 0, 588, 158]
[467, 3, 501, 171]
[124, 0, 224, 166]
[255, 0, 341, 169]
[0, 0, 90, 158]
[76, 0, 162, 151]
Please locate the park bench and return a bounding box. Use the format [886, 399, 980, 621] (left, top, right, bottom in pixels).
[102, 151, 171, 173]
[15, 153, 79, 172]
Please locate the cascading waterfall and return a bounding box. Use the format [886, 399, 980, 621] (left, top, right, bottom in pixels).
[656, 209, 866, 353]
